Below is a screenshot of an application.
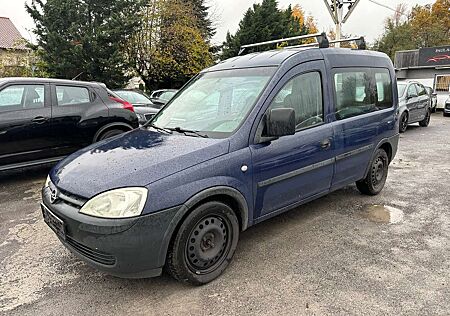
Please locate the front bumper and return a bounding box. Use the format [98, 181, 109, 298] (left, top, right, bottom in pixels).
[444, 104, 450, 114]
[42, 186, 180, 278]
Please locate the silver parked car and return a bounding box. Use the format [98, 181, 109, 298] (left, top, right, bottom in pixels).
[397, 81, 431, 133]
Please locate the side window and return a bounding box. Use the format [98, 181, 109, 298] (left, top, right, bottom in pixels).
[56, 86, 91, 106]
[0, 85, 45, 112]
[375, 69, 393, 109]
[334, 69, 376, 120]
[407, 84, 418, 98]
[268, 72, 324, 131]
[416, 84, 427, 96]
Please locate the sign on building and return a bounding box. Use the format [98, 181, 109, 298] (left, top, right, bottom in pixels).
[418, 46, 450, 67]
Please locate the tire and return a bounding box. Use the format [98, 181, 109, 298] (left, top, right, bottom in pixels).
[356, 149, 389, 196]
[419, 110, 431, 127]
[444, 112, 450, 117]
[166, 201, 239, 285]
[399, 112, 408, 133]
[97, 129, 125, 141]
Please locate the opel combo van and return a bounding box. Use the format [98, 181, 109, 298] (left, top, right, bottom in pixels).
[42, 36, 399, 285]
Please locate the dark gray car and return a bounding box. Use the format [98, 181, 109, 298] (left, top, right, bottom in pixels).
[397, 81, 431, 133]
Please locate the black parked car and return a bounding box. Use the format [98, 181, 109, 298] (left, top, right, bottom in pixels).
[424, 86, 437, 113]
[397, 80, 431, 133]
[0, 78, 139, 171]
[113, 89, 160, 125]
[149, 89, 178, 106]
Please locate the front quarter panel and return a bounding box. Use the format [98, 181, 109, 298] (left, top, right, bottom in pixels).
[144, 147, 254, 227]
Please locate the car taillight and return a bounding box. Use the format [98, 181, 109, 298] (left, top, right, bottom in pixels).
[110, 96, 134, 112]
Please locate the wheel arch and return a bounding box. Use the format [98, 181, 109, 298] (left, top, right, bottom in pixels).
[363, 135, 399, 178]
[158, 186, 250, 267]
[93, 122, 134, 142]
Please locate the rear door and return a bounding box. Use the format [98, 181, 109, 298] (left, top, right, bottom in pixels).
[406, 84, 420, 121]
[415, 83, 429, 120]
[331, 67, 396, 188]
[0, 82, 53, 167]
[50, 83, 106, 155]
[251, 61, 336, 219]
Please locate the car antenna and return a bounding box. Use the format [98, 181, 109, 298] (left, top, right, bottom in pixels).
[72, 72, 84, 80]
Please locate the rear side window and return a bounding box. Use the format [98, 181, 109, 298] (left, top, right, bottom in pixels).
[375, 69, 393, 109]
[56, 86, 91, 106]
[333, 68, 393, 120]
[268, 71, 323, 131]
[0, 84, 45, 112]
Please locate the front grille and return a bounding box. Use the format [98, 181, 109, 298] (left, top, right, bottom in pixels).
[58, 189, 87, 209]
[66, 236, 116, 266]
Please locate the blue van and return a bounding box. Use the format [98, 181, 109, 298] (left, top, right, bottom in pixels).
[42, 34, 399, 285]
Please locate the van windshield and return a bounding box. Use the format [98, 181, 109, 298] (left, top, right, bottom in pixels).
[151, 67, 276, 138]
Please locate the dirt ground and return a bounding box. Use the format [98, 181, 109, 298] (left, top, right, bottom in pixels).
[0, 113, 449, 316]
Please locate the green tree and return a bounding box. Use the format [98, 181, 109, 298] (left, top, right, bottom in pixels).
[26, 0, 140, 88]
[128, 0, 213, 90]
[221, 0, 314, 59]
[373, 0, 450, 60]
[183, 0, 215, 41]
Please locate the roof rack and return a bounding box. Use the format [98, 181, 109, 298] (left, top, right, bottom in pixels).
[238, 32, 329, 56]
[238, 34, 367, 55]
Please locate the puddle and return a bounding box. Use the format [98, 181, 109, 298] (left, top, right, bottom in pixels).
[362, 205, 404, 224]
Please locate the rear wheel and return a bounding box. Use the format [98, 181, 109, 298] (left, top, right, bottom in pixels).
[399, 112, 408, 133]
[419, 110, 431, 127]
[97, 129, 125, 141]
[356, 149, 389, 196]
[166, 201, 239, 285]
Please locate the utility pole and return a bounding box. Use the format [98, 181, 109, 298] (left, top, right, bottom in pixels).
[323, 0, 361, 47]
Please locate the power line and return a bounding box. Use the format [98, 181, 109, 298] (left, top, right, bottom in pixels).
[367, 0, 409, 18]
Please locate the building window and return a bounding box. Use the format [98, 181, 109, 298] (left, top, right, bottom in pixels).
[435, 75, 450, 92]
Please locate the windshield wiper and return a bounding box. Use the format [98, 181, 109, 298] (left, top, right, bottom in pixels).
[169, 127, 209, 138]
[147, 123, 172, 134]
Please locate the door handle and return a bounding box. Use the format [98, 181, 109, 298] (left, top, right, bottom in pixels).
[320, 139, 331, 149]
[32, 116, 48, 124]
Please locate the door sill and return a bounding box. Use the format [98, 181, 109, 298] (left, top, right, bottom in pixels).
[0, 156, 66, 172]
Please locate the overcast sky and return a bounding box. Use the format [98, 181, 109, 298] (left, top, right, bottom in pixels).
[0, 0, 433, 45]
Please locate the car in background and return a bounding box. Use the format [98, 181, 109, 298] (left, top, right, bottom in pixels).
[444, 94, 450, 117]
[149, 89, 178, 106]
[397, 80, 431, 133]
[424, 86, 437, 112]
[0, 78, 139, 171]
[113, 89, 160, 125]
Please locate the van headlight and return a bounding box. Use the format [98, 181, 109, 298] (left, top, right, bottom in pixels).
[79, 187, 148, 219]
[44, 175, 51, 188]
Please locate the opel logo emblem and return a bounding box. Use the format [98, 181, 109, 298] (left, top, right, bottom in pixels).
[50, 188, 58, 204]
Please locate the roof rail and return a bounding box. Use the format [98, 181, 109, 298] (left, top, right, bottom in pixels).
[329, 37, 367, 50]
[238, 32, 329, 55]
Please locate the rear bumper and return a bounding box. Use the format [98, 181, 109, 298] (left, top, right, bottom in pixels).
[42, 186, 180, 278]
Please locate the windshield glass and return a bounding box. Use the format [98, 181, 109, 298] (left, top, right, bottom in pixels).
[151, 67, 275, 138]
[115, 91, 152, 104]
[397, 84, 407, 97]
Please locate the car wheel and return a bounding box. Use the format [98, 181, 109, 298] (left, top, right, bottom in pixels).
[98, 129, 124, 141]
[419, 110, 431, 127]
[444, 112, 450, 117]
[431, 106, 436, 113]
[356, 149, 389, 196]
[399, 112, 408, 133]
[166, 201, 239, 285]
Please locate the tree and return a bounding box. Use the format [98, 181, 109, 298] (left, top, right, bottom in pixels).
[183, 0, 215, 41]
[128, 0, 213, 90]
[26, 0, 140, 88]
[221, 0, 316, 59]
[373, 0, 450, 60]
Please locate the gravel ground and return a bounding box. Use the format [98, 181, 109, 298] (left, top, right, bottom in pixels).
[0, 113, 449, 316]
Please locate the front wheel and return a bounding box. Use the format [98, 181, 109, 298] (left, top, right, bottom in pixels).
[419, 110, 431, 127]
[166, 201, 239, 285]
[399, 112, 408, 133]
[356, 149, 389, 196]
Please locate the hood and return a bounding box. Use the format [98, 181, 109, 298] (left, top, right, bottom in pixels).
[51, 128, 230, 198]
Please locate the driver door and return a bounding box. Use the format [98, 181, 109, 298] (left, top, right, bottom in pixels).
[250, 61, 335, 219]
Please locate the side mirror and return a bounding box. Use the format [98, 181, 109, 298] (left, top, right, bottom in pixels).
[263, 108, 296, 138]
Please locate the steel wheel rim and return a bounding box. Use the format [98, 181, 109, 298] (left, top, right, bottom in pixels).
[185, 214, 232, 274]
[371, 156, 386, 187]
[401, 114, 408, 130]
